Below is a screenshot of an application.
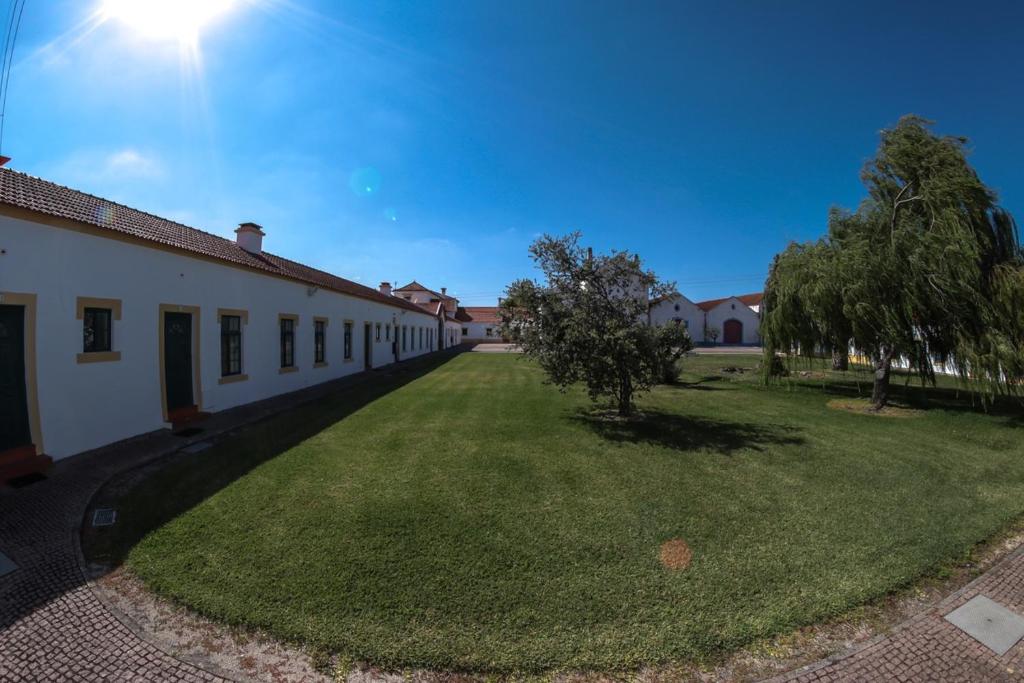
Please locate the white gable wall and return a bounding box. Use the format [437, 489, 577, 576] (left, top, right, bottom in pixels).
[1, 214, 439, 460]
[648, 294, 705, 343]
[703, 297, 761, 345]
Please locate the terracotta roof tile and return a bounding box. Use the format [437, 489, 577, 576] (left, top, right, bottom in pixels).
[457, 306, 501, 324]
[0, 168, 426, 316]
[395, 280, 455, 300]
[695, 292, 763, 312]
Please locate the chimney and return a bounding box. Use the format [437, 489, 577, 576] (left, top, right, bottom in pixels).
[235, 222, 265, 254]
[379, 282, 392, 296]
[441, 287, 447, 296]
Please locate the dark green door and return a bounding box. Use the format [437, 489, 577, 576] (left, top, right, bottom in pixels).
[164, 312, 194, 412]
[0, 305, 31, 452]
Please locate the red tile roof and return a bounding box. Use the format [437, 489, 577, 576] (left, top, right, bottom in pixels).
[395, 280, 455, 300]
[415, 301, 444, 316]
[0, 168, 428, 316]
[695, 292, 764, 312]
[457, 306, 502, 324]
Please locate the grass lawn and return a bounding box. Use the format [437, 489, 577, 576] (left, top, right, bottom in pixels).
[95, 352, 1024, 673]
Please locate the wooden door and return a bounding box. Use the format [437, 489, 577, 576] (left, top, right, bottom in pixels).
[363, 323, 372, 369]
[164, 312, 194, 412]
[0, 305, 31, 451]
[723, 319, 743, 344]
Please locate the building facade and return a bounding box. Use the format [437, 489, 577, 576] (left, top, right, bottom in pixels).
[0, 169, 441, 471]
[649, 292, 763, 345]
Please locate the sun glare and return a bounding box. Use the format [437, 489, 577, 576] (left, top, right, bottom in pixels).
[100, 0, 236, 44]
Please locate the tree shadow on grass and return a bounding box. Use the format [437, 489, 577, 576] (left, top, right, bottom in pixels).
[570, 409, 805, 455]
[82, 350, 464, 568]
[814, 375, 1024, 420]
[672, 376, 727, 391]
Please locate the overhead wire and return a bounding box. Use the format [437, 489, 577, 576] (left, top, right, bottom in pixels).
[0, 0, 26, 157]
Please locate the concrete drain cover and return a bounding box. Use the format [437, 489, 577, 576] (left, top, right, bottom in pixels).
[0, 550, 16, 577]
[92, 508, 117, 527]
[945, 595, 1024, 655]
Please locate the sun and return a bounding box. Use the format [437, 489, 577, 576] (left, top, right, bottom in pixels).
[100, 0, 236, 44]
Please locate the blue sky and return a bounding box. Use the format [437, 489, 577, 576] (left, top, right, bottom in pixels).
[6, 0, 1023, 305]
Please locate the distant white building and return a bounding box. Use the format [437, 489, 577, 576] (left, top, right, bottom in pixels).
[649, 292, 762, 345]
[389, 281, 464, 349]
[457, 307, 504, 342]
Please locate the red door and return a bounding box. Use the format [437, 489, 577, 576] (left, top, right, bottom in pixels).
[723, 319, 743, 344]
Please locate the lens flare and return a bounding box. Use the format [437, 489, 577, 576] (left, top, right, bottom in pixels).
[348, 167, 381, 196]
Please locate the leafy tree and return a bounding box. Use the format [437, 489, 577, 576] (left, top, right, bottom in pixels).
[501, 232, 693, 416]
[763, 115, 1023, 409]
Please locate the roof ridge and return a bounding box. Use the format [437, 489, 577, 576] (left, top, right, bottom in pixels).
[0, 167, 238, 247]
[0, 167, 429, 316]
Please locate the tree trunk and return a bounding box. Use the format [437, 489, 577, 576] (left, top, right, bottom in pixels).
[831, 348, 849, 371]
[618, 374, 633, 417]
[871, 349, 893, 410]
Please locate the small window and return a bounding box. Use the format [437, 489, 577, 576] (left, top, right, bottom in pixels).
[386, 324, 391, 341]
[343, 321, 353, 360]
[674, 304, 680, 312]
[461, 327, 469, 335]
[485, 327, 493, 337]
[280, 318, 295, 368]
[221, 315, 242, 376]
[402, 325, 407, 351]
[314, 320, 326, 364]
[375, 323, 381, 342]
[419, 327, 424, 349]
[83, 307, 112, 352]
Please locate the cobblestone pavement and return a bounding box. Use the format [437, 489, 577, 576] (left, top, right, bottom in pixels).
[3, 345, 1024, 682]
[0, 423, 229, 682]
[772, 544, 1024, 682]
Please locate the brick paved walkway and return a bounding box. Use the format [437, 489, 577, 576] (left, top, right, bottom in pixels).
[2, 346, 1024, 681]
[0, 419, 229, 681]
[772, 544, 1024, 682]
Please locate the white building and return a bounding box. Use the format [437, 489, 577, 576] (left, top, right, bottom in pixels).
[390, 281, 464, 349]
[456, 307, 503, 343]
[649, 292, 763, 345]
[0, 169, 442, 477]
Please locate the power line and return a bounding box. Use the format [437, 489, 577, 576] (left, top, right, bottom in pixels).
[0, 0, 26, 159]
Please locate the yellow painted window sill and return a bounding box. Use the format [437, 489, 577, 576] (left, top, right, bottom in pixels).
[343, 357, 354, 363]
[314, 362, 329, 368]
[218, 373, 249, 385]
[279, 366, 299, 374]
[76, 351, 121, 364]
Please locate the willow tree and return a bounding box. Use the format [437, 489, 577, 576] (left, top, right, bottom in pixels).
[762, 238, 851, 371]
[500, 232, 693, 417]
[763, 115, 1023, 409]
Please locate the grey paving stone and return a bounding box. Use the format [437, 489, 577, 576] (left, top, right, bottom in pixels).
[944, 595, 1024, 655]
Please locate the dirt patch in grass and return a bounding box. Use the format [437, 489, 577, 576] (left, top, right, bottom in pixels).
[659, 539, 692, 570]
[827, 398, 923, 418]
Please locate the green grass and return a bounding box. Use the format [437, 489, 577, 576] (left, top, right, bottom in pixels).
[101, 352, 1024, 673]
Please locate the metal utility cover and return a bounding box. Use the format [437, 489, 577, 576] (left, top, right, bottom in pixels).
[92, 508, 117, 527]
[944, 595, 1024, 655]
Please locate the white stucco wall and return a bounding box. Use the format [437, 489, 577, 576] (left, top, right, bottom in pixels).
[0, 214, 439, 460]
[648, 295, 704, 343]
[703, 297, 761, 345]
[461, 321, 501, 341]
[443, 320, 462, 347]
